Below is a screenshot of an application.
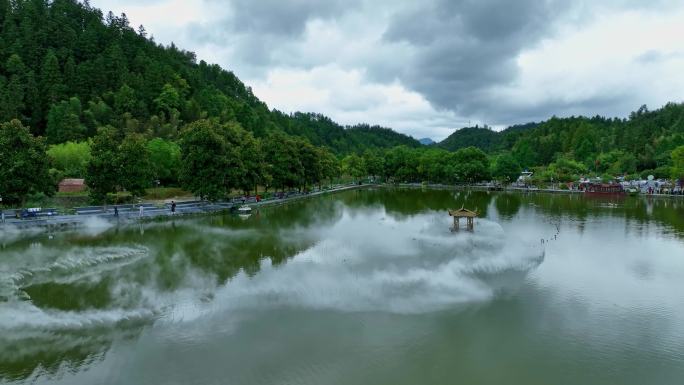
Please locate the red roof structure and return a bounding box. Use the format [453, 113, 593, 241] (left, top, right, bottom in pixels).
[58, 178, 86, 193]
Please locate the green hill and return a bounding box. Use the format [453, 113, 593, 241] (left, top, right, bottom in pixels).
[437, 104, 684, 177]
[438, 123, 537, 153]
[0, 0, 418, 153]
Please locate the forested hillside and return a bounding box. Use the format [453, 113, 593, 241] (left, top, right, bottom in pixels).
[439, 104, 684, 179]
[439, 123, 537, 153]
[0, 0, 418, 152]
[1, 0, 683, 207]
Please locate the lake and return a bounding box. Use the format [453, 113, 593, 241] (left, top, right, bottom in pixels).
[1, 188, 683, 385]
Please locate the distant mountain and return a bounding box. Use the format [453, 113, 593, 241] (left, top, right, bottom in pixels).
[419, 138, 435, 145]
[275, 113, 420, 153]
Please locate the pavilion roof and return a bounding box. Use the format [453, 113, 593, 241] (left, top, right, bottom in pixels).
[448, 206, 478, 217]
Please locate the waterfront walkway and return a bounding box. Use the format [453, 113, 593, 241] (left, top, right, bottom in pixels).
[0, 184, 366, 230]
[3, 182, 682, 231]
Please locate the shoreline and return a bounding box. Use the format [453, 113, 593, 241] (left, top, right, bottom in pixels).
[2, 182, 682, 232]
[0, 184, 369, 231]
[396, 183, 684, 199]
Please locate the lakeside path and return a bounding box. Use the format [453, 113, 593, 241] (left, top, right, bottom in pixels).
[0, 184, 369, 231]
[399, 182, 684, 198]
[3, 183, 682, 232]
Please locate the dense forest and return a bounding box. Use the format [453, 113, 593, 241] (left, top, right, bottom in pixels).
[0, 0, 422, 205]
[438, 123, 538, 153]
[0, 0, 418, 150]
[438, 104, 684, 181]
[1, 0, 683, 206]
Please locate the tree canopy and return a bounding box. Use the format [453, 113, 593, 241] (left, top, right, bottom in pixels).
[0, 119, 53, 205]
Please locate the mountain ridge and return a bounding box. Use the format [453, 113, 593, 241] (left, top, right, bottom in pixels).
[0, 0, 419, 154]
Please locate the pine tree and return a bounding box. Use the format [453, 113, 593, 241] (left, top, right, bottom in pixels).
[86, 126, 121, 203]
[46, 97, 85, 144]
[63, 55, 77, 92]
[118, 133, 153, 197]
[24, 70, 42, 134]
[40, 50, 66, 112]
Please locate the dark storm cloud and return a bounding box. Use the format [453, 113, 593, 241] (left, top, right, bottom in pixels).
[381, 0, 568, 123]
[188, 0, 361, 69]
[488, 93, 631, 125]
[228, 0, 353, 36]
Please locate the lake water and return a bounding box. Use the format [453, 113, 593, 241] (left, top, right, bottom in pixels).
[1, 188, 683, 385]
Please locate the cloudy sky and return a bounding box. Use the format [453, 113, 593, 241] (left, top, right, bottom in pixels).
[93, 0, 684, 140]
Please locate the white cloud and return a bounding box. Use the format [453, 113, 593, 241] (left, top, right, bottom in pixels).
[251, 65, 465, 140]
[494, 7, 684, 120]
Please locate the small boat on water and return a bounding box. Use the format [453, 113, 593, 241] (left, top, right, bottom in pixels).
[237, 205, 252, 214]
[581, 182, 626, 196]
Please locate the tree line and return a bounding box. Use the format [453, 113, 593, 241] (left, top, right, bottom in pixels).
[1, 117, 512, 206]
[3, 113, 683, 205]
[438, 103, 684, 183]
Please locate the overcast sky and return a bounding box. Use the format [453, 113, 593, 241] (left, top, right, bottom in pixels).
[93, 0, 684, 140]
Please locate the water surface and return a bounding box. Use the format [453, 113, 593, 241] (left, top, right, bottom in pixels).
[1, 188, 683, 384]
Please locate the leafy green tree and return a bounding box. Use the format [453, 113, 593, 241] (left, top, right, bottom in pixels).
[451, 147, 491, 183]
[363, 149, 384, 180]
[263, 132, 303, 190]
[237, 129, 266, 194]
[418, 149, 449, 183]
[179, 119, 241, 200]
[114, 84, 138, 115]
[384, 146, 419, 182]
[317, 147, 339, 188]
[0, 119, 54, 205]
[46, 97, 86, 143]
[341, 153, 366, 181]
[671, 145, 684, 182]
[86, 126, 121, 203]
[47, 141, 92, 178]
[83, 99, 114, 136]
[512, 139, 538, 169]
[547, 156, 588, 182]
[118, 134, 153, 197]
[297, 138, 322, 189]
[492, 153, 521, 183]
[147, 138, 181, 185]
[155, 83, 181, 117]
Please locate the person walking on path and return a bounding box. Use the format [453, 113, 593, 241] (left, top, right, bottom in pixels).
[171, 201, 176, 215]
[139, 204, 144, 218]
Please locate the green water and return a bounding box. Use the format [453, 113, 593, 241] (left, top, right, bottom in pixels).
[1, 188, 683, 385]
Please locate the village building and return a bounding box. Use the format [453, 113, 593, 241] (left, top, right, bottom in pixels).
[58, 178, 86, 193]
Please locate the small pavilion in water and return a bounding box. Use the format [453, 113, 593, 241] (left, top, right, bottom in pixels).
[449, 207, 478, 231]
